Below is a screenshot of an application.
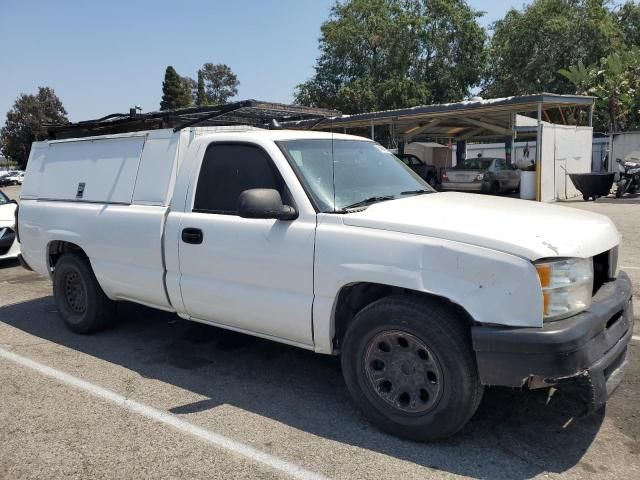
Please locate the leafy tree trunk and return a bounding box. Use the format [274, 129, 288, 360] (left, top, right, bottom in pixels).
[196, 70, 207, 106]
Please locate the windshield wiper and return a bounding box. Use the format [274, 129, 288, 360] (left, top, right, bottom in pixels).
[343, 195, 396, 210]
[399, 189, 432, 196]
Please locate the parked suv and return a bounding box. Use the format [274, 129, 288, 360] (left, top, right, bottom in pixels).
[397, 153, 438, 187]
[17, 127, 633, 441]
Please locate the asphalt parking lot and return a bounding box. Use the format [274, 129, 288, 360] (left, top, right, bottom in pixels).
[1, 184, 639, 480]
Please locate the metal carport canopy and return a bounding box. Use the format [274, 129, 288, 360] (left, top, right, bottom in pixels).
[310, 93, 595, 141]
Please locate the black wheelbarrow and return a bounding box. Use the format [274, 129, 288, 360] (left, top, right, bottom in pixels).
[568, 172, 615, 201]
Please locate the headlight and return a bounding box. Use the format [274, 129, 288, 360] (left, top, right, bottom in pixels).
[535, 258, 593, 321]
[474, 173, 484, 182]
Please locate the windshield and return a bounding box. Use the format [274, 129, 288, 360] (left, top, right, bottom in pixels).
[279, 139, 433, 212]
[0, 191, 9, 205]
[454, 158, 493, 170]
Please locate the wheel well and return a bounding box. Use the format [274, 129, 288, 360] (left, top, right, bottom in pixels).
[48, 241, 88, 272]
[332, 282, 474, 351]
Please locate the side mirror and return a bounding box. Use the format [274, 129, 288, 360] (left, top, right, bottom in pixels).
[10, 199, 17, 204]
[238, 189, 297, 221]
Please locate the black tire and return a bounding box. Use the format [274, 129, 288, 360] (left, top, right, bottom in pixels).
[490, 181, 500, 195]
[583, 194, 590, 201]
[616, 179, 627, 198]
[53, 253, 116, 333]
[426, 173, 437, 188]
[341, 294, 483, 441]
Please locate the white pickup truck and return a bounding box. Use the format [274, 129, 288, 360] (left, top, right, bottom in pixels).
[17, 125, 633, 441]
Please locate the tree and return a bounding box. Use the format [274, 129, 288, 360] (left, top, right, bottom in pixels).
[484, 0, 622, 97]
[559, 48, 640, 132]
[294, 0, 487, 114]
[196, 70, 207, 106]
[200, 63, 239, 105]
[618, 1, 640, 48]
[0, 87, 68, 168]
[160, 66, 192, 110]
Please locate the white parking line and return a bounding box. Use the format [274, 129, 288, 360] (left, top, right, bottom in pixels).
[633, 336, 640, 342]
[622, 266, 640, 270]
[0, 347, 327, 480]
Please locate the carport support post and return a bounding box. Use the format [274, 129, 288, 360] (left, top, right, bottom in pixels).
[370, 121, 374, 140]
[588, 104, 594, 127]
[535, 102, 542, 202]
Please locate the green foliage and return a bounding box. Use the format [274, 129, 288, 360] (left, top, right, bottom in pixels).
[617, 1, 640, 47]
[557, 60, 590, 94]
[162, 63, 239, 109]
[559, 48, 640, 131]
[484, 0, 622, 97]
[160, 66, 192, 110]
[0, 87, 68, 168]
[196, 70, 208, 106]
[294, 0, 487, 113]
[199, 63, 239, 105]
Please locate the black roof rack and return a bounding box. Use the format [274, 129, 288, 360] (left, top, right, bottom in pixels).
[46, 100, 340, 140]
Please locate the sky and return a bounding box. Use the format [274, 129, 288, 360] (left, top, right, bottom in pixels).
[0, 1, 529, 124]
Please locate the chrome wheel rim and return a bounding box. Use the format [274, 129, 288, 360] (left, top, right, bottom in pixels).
[363, 330, 443, 414]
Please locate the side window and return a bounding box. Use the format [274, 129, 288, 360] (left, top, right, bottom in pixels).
[495, 159, 506, 170]
[193, 143, 284, 214]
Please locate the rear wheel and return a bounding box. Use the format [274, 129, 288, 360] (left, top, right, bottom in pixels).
[490, 181, 500, 195]
[426, 173, 437, 188]
[53, 253, 116, 333]
[341, 295, 483, 441]
[616, 179, 627, 198]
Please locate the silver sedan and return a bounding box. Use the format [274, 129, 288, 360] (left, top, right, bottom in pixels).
[441, 157, 521, 194]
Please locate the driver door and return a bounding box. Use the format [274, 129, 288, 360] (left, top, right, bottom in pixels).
[177, 142, 316, 347]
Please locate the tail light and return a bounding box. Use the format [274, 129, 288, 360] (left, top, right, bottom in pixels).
[442, 172, 449, 182]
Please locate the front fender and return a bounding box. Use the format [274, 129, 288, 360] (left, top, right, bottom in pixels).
[313, 220, 542, 354]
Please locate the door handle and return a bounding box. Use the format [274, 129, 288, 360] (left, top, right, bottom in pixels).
[182, 228, 203, 244]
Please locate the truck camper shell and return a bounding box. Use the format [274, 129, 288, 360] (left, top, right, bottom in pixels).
[26, 101, 339, 207]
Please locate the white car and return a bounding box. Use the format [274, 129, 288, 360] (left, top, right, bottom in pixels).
[17, 126, 633, 441]
[8, 171, 24, 185]
[0, 190, 19, 260]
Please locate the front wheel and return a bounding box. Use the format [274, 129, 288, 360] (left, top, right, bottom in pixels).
[616, 179, 628, 198]
[341, 295, 483, 441]
[53, 253, 117, 333]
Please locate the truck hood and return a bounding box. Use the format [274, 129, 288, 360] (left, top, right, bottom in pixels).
[0, 203, 16, 223]
[342, 192, 619, 260]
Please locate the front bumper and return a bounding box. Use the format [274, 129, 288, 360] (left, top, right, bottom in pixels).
[472, 271, 634, 413]
[440, 182, 487, 192]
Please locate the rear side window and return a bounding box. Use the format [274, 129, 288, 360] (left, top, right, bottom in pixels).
[193, 143, 284, 214]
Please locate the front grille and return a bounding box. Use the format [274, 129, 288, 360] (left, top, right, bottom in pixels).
[593, 250, 612, 295]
